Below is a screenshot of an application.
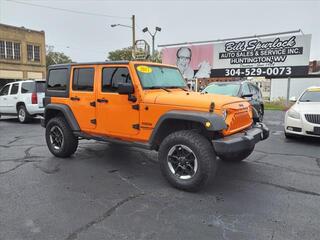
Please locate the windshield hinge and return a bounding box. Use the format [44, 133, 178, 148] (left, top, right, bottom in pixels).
[209, 102, 215, 113]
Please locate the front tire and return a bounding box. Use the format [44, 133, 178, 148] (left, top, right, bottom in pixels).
[158, 130, 217, 192]
[45, 117, 78, 158]
[219, 146, 254, 162]
[17, 105, 31, 123]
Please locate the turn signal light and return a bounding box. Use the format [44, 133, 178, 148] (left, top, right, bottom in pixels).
[205, 121, 211, 128]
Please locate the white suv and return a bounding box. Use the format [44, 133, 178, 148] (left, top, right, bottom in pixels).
[0, 80, 46, 123]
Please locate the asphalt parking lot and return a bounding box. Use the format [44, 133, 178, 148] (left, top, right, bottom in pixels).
[1, 110, 320, 240]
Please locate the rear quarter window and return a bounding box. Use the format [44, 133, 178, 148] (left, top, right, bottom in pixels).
[47, 68, 68, 91]
[21, 82, 35, 93]
[36, 82, 46, 92]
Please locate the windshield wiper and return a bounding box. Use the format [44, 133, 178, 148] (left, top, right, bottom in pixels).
[146, 86, 171, 92]
[165, 86, 189, 91]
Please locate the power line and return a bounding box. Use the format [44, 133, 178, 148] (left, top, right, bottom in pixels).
[6, 0, 130, 19]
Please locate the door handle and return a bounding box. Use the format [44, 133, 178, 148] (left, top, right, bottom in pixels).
[14, 97, 18, 99]
[3, 98, 7, 100]
[70, 96, 80, 101]
[97, 98, 108, 103]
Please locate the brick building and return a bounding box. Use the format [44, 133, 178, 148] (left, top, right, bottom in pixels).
[0, 23, 46, 88]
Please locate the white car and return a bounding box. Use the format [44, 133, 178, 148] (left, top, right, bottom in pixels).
[0, 80, 46, 123]
[284, 86, 320, 138]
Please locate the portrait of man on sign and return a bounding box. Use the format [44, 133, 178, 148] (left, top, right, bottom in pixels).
[176, 47, 194, 79]
[176, 47, 212, 80]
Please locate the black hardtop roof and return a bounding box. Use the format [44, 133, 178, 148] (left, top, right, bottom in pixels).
[48, 60, 130, 69]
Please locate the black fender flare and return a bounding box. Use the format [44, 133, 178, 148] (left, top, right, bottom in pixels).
[44, 104, 80, 131]
[149, 110, 227, 144]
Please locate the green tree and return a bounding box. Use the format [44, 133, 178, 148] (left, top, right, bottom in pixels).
[107, 47, 134, 61]
[46, 46, 72, 68]
[107, 47, 162, 62]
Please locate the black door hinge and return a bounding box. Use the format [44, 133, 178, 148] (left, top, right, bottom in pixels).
[90, 101, 96, 107]
[132, 104, 139, 110]
[132, 124, 140, 130]
[90, 119, 97, 125]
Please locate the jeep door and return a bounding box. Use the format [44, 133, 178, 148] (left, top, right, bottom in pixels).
[96, 65, 139, 136]
[69, 66, 96, 130]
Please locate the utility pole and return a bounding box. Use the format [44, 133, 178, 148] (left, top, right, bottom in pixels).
[132, 15, 136, 58]
[110, 15, 136, 58]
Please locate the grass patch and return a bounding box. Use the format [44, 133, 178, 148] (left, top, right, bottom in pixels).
[264, 98, 291, 111]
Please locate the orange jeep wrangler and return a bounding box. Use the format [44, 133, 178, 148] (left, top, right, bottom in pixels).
[42, 61, 269, 191]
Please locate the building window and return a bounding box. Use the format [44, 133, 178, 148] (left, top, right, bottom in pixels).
[14, 43, 21, 60]
[34, 46, 40, 61]
[27, 44, 40, 62]
[6, 42, 13, 59]
[0, 40, 21, 60]
[0, 41, 5, 59]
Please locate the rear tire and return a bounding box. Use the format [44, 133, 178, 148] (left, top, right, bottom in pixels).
[219, 146, 254, 162]
[17, 105, 31, 123]
[158, 130, 217, 192]
[46, 117, 78, 158]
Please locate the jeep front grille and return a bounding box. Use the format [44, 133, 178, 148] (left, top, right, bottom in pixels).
[305, 114, 320, 124]
[226, 108, 252, 134]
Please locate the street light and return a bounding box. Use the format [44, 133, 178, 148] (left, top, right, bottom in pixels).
[111, 24, 132, 28]
[142, 26, 161, 58]
[110, 15, 136, 58]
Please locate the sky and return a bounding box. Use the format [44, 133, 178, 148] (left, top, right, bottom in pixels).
[0, 0, 319, 62]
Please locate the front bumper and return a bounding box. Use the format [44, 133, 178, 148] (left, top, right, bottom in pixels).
[212, 123, 269, 156]
[284, 114, 320, 137]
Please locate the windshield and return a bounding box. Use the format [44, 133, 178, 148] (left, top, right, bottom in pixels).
[204, 83, 240, 96]
[135, 65, 187, 89]
[299, 90, 320, 102]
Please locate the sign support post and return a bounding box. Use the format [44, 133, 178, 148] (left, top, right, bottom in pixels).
[287, 77, 291, 105]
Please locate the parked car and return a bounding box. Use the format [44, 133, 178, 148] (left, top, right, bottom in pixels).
[41, 61, 269, 191]
[0, 80, 46, 123]
[284, 86, 320, 138]
[202, 81, 264, 122]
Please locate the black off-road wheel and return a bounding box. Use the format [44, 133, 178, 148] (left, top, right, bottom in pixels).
[17, 105, 31, 123]
[158, 130, 217, 192]
[45, 117, 78, 158]
[219, 146, 254, 162]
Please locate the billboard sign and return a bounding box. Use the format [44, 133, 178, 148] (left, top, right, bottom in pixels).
[161, 34, 312, 79]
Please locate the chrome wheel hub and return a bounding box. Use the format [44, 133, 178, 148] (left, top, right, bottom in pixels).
[49, 126, 64, 150]
[18, 109, 25, 122]
[167, 145, 198, 180]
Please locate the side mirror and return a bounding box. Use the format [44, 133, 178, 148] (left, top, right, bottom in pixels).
[118, 83, 134, 95]
[289, 96, 297, 102]
[241, 93, 253, 98]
